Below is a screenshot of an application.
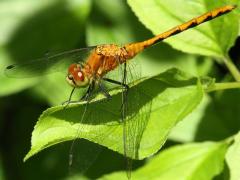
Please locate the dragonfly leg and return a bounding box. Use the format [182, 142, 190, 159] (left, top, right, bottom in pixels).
[62, 81, 95, 108]
[99, 83, 112, 100]
[62, 87, 76, 107]
[102, 77, 129, 113]
[102, 78, 129, 90]
[102, 63, 129, 115]
[80, 82, 95, 101]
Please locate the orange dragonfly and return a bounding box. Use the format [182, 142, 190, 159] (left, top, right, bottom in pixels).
[5, 4, 236, 179]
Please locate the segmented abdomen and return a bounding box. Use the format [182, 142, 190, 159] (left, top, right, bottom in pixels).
[124, 5, 236, 58]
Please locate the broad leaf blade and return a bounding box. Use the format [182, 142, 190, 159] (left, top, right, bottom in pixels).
[226, 132, 240, 180]
[168, 95, 211, 142]
[24, 68, 203, 161]
[101, 142, 228, 180]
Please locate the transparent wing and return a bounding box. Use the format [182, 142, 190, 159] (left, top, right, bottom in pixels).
[4, 47, 96, 78]
[107, 56, 150, 178]
[124, 60, 151, 178]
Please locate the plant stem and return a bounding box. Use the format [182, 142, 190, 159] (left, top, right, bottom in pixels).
[223, 56, 240, 81]
[205, 81, 240, 92]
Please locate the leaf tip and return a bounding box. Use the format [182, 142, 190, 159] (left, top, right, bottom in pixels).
[23, 149, 36, 162]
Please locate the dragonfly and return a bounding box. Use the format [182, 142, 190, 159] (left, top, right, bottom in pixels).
[5, 4, 236, 179]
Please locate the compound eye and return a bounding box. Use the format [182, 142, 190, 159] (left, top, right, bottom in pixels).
[68, 64, 78, 74]
[68, 63, 84, 81]
[75, 70, 84, 81]
[67, 63, 89, 87]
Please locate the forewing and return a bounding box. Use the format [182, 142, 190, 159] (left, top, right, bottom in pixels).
[4, 47, 95, 78]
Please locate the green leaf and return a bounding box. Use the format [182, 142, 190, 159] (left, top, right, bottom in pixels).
[226, 132, 240, 180]
[102, 142, 228, 180]
[24, 68, 203, 161]
[127, 0, 239, 58]
[168, 95, 211, 142]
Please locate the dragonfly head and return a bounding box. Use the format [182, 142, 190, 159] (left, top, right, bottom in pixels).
[66, 63, 89, 88]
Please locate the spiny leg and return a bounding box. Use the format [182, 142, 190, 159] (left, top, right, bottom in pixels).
[102, 64, 129, 112]
[80, 82, 95, 101]
[62, 87, 76, 107]
[98, 83, 112, 100]
[62, 82, 95, 107]
[103, 78, 129, 89]
[102, 77, 129, 109]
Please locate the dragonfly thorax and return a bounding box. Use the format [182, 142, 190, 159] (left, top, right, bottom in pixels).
[87, 44, 130, 76]
[66, 63, 89, 88]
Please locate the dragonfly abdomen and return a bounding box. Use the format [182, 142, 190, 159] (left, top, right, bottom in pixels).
[148, 4, 237, 45]
[124, 5, 236, 59]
